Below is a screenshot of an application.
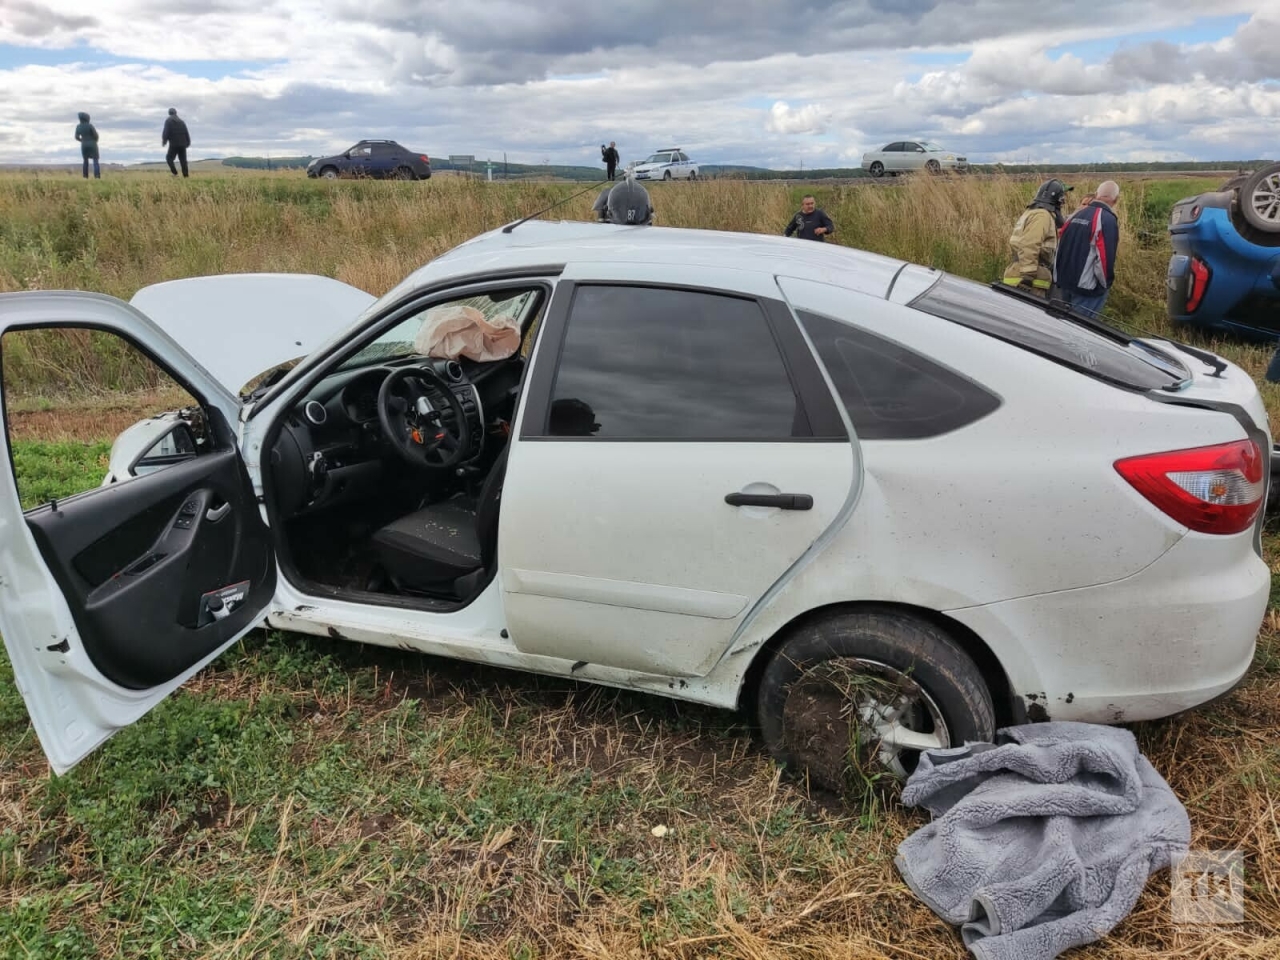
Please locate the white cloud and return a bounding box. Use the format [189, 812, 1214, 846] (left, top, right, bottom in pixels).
[0, 1, 1276, 167]
[764, 101, 831, 135]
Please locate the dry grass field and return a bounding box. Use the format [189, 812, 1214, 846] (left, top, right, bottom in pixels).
[0, 171, 1277, 958]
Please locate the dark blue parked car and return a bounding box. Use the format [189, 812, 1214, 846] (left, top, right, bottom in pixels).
[307, 140, 432, 181]
[1167, 162, 1280, 341]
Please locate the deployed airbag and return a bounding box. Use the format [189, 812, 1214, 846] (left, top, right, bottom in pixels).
[414, 304, 520, 362]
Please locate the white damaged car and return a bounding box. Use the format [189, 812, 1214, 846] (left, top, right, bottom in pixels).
[0, 222, 1269, 789]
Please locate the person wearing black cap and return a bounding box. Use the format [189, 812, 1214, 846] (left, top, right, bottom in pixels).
[162, 108, 192, 177]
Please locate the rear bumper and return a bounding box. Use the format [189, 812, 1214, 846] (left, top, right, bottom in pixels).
[945, 532, 1268, 724]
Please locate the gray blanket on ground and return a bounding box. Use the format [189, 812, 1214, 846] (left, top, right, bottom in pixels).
[894, 721, 1190, 960]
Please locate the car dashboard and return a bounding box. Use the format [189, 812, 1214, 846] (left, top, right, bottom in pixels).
[268, 355, 503, 519]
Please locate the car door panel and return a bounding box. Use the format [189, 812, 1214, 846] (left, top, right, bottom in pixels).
[501, 275, 855, 678]
[502, 441, 851, 675]
[25, 441, 275, 689]
[0, 291, 273, 773]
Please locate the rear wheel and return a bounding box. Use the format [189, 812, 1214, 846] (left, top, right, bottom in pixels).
[1241, 163, 1280, 234]
[756, 609, 995, 795]
[395, 166, 415, 181]
[869, 161, 884, 178]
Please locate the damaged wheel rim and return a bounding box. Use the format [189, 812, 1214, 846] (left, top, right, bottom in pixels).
[783, 657, 950, 789]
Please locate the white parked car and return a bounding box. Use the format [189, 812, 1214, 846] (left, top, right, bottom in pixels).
[862, 140, 968, 177]
[0, 223, 1269, 788]
[630, 149, 698, 181]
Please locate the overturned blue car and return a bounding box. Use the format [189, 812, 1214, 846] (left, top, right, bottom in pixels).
[1167, 162, 1280, 341]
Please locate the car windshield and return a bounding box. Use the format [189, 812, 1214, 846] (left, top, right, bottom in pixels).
[910, 275, 1191, 391]
[642, 153, 670, 163]
[338, 290, 537, 370]
[920, 142, 944, 152]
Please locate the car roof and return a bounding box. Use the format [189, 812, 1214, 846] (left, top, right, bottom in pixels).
[378, 220, 920, 305]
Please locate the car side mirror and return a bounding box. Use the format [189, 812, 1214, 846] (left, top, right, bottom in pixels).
[131, 422, 198, 478]
[916, 147, 926, 153]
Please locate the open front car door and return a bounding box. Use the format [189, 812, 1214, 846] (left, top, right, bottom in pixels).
[0, 291, 276, 774]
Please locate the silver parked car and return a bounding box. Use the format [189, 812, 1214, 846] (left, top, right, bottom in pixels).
[861, 141, 968, 177]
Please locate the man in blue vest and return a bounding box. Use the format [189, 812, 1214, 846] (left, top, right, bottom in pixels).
[1054, 181, 1121, 316]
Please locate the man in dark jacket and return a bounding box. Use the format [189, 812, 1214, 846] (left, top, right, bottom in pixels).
[601, 142, 619, 181]
[162, 108, 192, 177]
[75, 112, 100, 179]
[784, 195, 835, 241]
[1054, 181, 1121, 315]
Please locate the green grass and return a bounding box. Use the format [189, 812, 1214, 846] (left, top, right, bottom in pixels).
[0, 633, 897, 957]
[9, 440, 110, 509]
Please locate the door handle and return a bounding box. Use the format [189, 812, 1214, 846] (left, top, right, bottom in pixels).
[205, 502, 231, 523]
[725, 492, 813, 510]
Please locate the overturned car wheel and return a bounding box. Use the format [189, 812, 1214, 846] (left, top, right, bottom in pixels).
[1242, 163, 1280, 235]
[756, 609, 995, 797]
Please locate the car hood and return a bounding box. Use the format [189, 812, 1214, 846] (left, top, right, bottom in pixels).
[129, 274, 375, 395]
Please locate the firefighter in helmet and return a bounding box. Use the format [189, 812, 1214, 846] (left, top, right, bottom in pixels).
[1002, 178, 1071, 297]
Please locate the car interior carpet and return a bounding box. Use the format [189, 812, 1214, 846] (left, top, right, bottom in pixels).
[893, 721, 1190, 960]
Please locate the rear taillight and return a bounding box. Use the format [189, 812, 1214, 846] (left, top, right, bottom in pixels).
[421, 155, 430, 163]
[1186, 257, 1210, 312]
[1115, 439, 1264, 534]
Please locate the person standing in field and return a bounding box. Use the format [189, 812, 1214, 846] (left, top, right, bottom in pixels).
[75, 112, 100, 179]
[602, 141, 620, 181]
[784, 195, 834, 241]
[162, 108, 192, 177]
[1001, 178, 1071, 297]
[1054, 181, 1121, 315]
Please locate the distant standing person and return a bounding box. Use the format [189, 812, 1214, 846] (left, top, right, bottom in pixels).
[75, 112, 100, 179]
[602, 141, 619, 181]
[162, 107, 191, 177]
[784, 195, 834, 241]
[1054, 181, 1121, 315]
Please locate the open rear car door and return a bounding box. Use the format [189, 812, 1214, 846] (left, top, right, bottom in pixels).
[0, 291, 278, 774]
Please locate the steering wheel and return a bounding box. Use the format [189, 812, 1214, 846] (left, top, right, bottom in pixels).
[377, 366, 470, 471]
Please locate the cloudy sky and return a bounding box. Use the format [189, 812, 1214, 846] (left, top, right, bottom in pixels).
[1, 0, 1277, 168]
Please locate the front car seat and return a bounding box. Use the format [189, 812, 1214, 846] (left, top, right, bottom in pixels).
[371, 444, 508, 598]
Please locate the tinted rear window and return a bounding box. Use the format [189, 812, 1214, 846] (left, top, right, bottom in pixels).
[910, 276, 1189, 390]
[800, 311, 1000, 439]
